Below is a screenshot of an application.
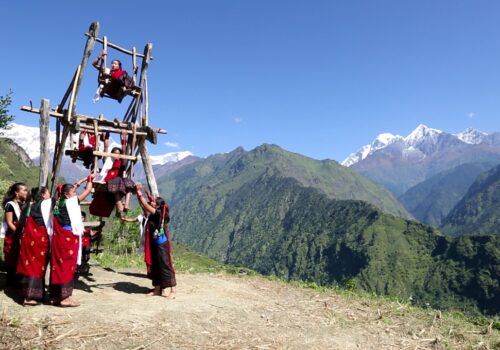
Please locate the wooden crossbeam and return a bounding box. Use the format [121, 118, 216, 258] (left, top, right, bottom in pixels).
[85, 33, 153, 60]
[20, 106, 167, 135]
[65, 149, 138, 161]
[91, 151, 138, 161]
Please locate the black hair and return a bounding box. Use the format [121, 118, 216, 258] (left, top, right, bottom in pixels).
[81, 211, 87, 219]
[156, 197, 170, 224]
[2, 182, 27, 207]
[111, 147, 122, 154]
[60, 183, 74, 197]
[31, 186, 49, 203]
[112, 59, 122, 70]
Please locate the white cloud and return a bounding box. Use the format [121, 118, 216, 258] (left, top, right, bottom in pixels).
[233, 117, 243, 124]
[165, 141, 179, 149]
[467, 112, 476, 119]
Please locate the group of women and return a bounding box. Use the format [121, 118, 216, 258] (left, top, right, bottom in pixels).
[1, 176, 176, 307]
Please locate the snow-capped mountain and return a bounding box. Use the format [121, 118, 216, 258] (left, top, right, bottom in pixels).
[150, 151, 193, 165]
[342, 133, 404, 167]
[0, 122, 58, 159]
[342, 124, 496, 167]
[343, 124, 500, 196]
[455, 127, 488, 144]
[0, 123, 193, 167]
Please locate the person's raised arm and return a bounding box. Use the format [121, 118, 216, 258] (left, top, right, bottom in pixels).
[135, 183, 156, 214]
[92, 49, 107, 71]
[77, 175, 95, 202]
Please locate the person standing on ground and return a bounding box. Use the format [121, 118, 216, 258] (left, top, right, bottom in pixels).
[134, 183, 176, 299]
[1, 182, 29, 290]
[50, 176, 93, 307]
[16, 187, 52, 305]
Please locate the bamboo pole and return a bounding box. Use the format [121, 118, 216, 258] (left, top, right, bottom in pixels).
[93, 118, 100, 174]
[132, 47, 137, 84]
[71, 22, 99, 115]
[91, 151, 138, 161]
[56, 66, 79, 113]
[143, 75, 149, 126]
[51, 119, 61, 181]
[51, 125, 70, 195]
[139, 139, 158, 197]
[67, 64, 82, 122]
[77, 124, 148, 136]
[103, 36, 108, 70]
[39, 99, 51, 187]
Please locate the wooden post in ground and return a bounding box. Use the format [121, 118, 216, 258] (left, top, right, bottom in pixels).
[139, 139, 158, 197]
[39, 99, 50, 187]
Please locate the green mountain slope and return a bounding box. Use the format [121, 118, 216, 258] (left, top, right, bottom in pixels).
[399, 162, 497, 227]
[159, 145, 498, 314]
[441, 164, 500, 236]
[0, 138, 39, 196]
[160, 144, 409, 218]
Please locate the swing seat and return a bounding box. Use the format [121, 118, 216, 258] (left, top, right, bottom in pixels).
[97, 74, 141, 103]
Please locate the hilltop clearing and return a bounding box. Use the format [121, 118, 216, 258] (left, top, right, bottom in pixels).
[1, 267, 498, 349]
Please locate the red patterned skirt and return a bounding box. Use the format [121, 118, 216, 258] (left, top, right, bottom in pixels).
[49, 218, 79, 301]
[17, 216, 50, 301]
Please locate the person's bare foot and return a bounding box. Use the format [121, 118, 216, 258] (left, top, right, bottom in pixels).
[59, 297, 80, 307]
[164, 292, 176, 300]
[146, 287, 161, 296]
[23, 299, 38, 306]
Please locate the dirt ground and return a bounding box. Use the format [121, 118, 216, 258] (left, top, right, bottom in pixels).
[0, 266, 497, 350]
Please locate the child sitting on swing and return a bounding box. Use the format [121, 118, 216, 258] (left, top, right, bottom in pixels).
[94, 130, 135, 217]
[92, 49, 135, 102]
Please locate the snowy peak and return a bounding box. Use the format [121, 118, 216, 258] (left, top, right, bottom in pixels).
[342, 124, 492, 167]
[342, 132, 403, 167]
[149, 151, 194, 165]
[403, 124, 442, 146]
[0, 122, 58, 159]
[455, 127, 487, 144]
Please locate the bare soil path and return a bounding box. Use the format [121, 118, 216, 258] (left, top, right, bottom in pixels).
[0, 266, 497, 349]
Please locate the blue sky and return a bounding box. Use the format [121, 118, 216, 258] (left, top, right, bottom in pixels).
[2, 1, 500, 162]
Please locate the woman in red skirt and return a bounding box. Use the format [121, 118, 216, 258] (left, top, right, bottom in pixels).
[134, 183, 176, 299]
[1, 182, 29, 290]
[16, 187, 52, 305]
[50, 177, 93, 307]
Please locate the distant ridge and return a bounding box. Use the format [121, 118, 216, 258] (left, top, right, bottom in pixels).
[442, 164, 500, 236]
[343, 124, 500, 196]
[342, 124, 497, 167]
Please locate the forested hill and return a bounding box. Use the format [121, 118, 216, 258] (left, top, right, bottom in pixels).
[159, 146, 499, 315]
[0, 138, 39, 196]
[441, 164, 500, 236]
[160, 144, 409, 218]
[398, 162, 497, 227]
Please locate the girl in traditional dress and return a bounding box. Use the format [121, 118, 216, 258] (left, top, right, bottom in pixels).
[93, 131, 134, 218]
[134, 183, 176, 299]
[1, 182, 29, 290]
[50, 177, 93, 307]
[16, 187, 52, 305]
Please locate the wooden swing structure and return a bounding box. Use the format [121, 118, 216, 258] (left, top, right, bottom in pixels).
[20, 21, 166, 234]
